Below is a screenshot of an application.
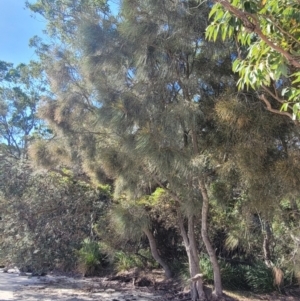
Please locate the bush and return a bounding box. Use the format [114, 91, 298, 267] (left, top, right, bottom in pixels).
[136, 248, 160, 269]
[0, 162, 108, 274]
[77, 238, 104, 276]
[199, 255, 274, 292]
[113, 248, 160, 272]
[199, 254, 214, 284]
[245, 261, 274, 293]
[220, 262, 249, 290]
[170, 259, 189, 279]
[114, 251, 143, 271]
[200, 255, 249, 290]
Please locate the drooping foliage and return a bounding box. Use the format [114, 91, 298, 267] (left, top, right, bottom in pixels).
[25, 0, 300, 291]
[0, 0, 299, 298]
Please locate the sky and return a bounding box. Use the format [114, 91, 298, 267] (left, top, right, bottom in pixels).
[0, 0, 47, 65]
[0, 0, 120, 66]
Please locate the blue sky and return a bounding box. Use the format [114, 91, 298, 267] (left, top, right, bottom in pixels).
[0, 0, 47, 65]
[0, 0, 120, 66]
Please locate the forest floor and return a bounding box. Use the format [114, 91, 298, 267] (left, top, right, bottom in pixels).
[0, 268, 299, 301]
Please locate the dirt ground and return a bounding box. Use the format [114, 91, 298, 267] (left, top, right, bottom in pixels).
[0, 268, 299, 301]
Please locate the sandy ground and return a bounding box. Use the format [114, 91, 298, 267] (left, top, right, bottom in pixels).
[1, 269, 299, 301]
[0, 269, 166, 301]
[0, 269, 42, 301]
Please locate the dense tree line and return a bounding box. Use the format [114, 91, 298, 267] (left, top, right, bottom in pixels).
[0, 1, 299, 300]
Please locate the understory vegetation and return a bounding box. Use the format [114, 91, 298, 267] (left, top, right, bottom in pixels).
[0, 0, 300, 300]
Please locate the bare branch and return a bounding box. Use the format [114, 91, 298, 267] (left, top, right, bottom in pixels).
[259, 94, 294, 120]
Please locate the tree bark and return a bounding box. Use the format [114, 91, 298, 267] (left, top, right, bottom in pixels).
[262, 220, 272, 268]
[143, 228, 173, 279]
[189, 124, 223, 299]
[178, 213, 207, 301]
[198, 178, 223, 299]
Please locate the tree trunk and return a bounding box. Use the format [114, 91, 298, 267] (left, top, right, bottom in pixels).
[143, 228, 173, 279]
[261, 220, 284, 289]
[178, 213, 207, 301]
[262, 220, 272, 268]
[198, 178, 223, 299]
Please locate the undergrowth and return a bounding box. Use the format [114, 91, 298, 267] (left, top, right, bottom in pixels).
[180, 255, 276, 293]
[77, 238, 104, 276]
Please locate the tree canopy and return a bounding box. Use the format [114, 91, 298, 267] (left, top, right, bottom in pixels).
[0, 1, 299, 300]
[206, 0, 300, 120]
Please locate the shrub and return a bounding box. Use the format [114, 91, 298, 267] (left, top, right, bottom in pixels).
[174, 261, 189, 284]
[77, 238, 103, 276]
[199, 254, 214, 284]
[0, 162, 108, 274]
[219, 262, 248, 290]
[170, 259, 189, 279]
[200, 255, 249, 290]
[114, 251, 141, 272]
[113, 248, 160, 272]
[245, 261, 274, 293]
[136, 248, 160, 269]
[199, 255, 276, 292]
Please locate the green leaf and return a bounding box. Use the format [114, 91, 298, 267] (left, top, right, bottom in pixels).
[292, 76, 300, 84]
[232, 59, 240, 72]
[214, 9, 225, 21]
[278, 63, 288, 78]
[208, 4, 221, 19]
[221, 25, 228, 40]
[280, 103, 289, 112]
[292, 103, 300, 120]
[213, 25, 219, 41]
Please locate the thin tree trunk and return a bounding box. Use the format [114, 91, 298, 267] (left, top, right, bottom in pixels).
[143, 228, 173, 279]
[198, 178, 223, 299]
[261, 220, 284, 289]
[190, 125, 223, 299]
[262, 220, 272, 268]
[178, 213, 207, 301]
[188, 216, 207, 301]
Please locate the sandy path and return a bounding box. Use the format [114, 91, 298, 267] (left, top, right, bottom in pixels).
[0, 269, 164, 301]
[1, 269, 299, 301]
[0, 269, 42, 301]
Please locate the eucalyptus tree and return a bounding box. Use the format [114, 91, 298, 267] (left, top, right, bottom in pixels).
[0, 61, 46, 158]
[206, 0, 300, 120]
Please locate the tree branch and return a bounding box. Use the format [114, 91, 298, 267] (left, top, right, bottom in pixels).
[259, 94, 294, 120]
[261, 85, 285, 104]
[212, 0, 300, 68]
